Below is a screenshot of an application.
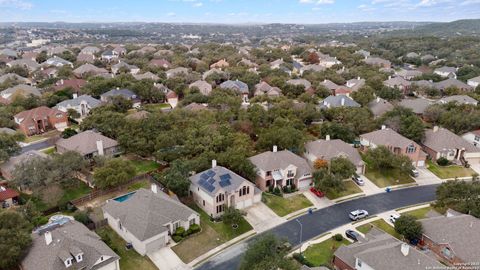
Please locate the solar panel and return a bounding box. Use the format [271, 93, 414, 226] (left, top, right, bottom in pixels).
[219, 179, 231, 187]
[219, 174, 231, 181]
[207, 177, 215, 184]
[200, 173, 209, 180]
[205, 184, 215, 192]
[206, 170, 216, 177]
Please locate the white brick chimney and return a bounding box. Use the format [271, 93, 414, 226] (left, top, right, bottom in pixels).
[73, 93, 78, 99]
[326, 135, 331, 141]
[341, 97, 345, 106]
[273, 145, 278, 152]
[212, 159, 217, 168]
[433, 126, 439, 132]
[45, 231, 52, 245]
[381, 125, 386, 130]
[96, 140, 104, 156]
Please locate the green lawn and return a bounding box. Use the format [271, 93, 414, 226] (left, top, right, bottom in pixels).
[303, 238, 351, 267]
[143, 103, 171, 113]
[356, 219, 401, 239]
[129, 159, 161, 175]
[96, 227, 157, 270]
[127, 179, 151, 192]
[172, 205, 253, 263]
[427, 160, 475, 179]
[262, 193, 313, 217]
[365, 166, 415, 188]
[325, 180, 363, 200]
[23, 130, 59, 143]
[402, 206, 435, 219]
[41, 147, 56, 155]
[58, 181, 92, 206]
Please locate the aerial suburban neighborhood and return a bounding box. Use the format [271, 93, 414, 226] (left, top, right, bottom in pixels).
[1, 1, 480, 270]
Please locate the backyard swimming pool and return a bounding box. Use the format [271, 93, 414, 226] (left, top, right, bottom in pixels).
[113, 192, 136, 202]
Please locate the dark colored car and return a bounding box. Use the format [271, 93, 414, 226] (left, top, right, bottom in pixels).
[310, 187, 325, 197]
[345, 230, 360, 241]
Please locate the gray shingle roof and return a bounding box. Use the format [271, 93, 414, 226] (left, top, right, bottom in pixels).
[368, 97, 394, 117]
[398, 98, 432, 114]
[101, 88, 136, 99]
[419, 214, 480, 263]
[189, 166, 250, 195]
[434, 78, 472, 91]
[249, 150, 312, 180]
[55, 95, 101, 109]
[335, 228, 442, 270]
[103, 188, 198, 241]
[438, 95, 478, 105]
[220, 80, 249, 94]
[55, 130, 118, 156]
[305, 139, 364, 167]
[361, 128, 416, 149]
[21, 220, 119, 270]
[1, 84, 41, 98]
[320, 95, 360, 108]
[286, 79, 312, 89]
[423, 127, 478, 153]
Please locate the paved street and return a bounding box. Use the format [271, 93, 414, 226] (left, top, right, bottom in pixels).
[20, 138, 57, 153]
[195, 184, 438, 270]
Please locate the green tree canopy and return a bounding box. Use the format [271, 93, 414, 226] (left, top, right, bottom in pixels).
[93, 158, 136, 189]
[0, 211, 32, 269]
[239, 234, 297, 270]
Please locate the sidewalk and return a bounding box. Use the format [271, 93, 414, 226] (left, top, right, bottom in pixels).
[188, 230, 256, 267]
[289, 203, 432, 255]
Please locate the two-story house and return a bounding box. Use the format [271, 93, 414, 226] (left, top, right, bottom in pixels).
[54, 94, 102, 118]
[249, 146, 313, 191]
[304, 136, 365, 174]
[360, 126, 427, 167]
[189, 160, 261, 218]
[14, 106, 68, 136]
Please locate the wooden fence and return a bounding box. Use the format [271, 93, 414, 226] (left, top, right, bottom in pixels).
[70, 174, 159, 207]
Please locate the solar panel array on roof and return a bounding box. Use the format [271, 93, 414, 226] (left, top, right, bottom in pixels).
[198, 178, 215, 193]
[208, 178, 215, 185]
[206, 170, 216, 177]
[219, 173, 232, 187]
[200, 173, 209, 180]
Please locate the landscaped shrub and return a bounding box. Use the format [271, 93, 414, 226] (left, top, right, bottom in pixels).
[292, 253, 314, 267]
[290, 183, 296, 191]
[172, 235, 183, 243]
[174, 227, 185, 236]
[282, 186, 291, 193]
[189, 224, 201, 233]
[333, 233, 344, 242]
[273, 187, 282, 196]
[437, 157, 449, 166]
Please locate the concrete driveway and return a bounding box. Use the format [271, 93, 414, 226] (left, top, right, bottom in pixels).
[148, 247, 190, 270]
[357, 175, 382, 195]
[415, 167, 442, 185]
[244, 202, 285, 233]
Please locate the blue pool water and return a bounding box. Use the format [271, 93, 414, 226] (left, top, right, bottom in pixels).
[113, 192, 136, 202]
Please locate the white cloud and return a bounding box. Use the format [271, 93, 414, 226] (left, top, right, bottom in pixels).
[193, 2, 203, 7]
[167, 12, 176, 17]
[0, 0, 33, 10]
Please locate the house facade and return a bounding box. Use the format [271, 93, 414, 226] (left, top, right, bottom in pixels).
[360, 126, 426, 167]
[14, 106, 68, 136]
[461, 130, 480, 148]
[103, 186, 199, 256]
[249, 146, 313, 191]
[189, 161, 261, 218]
[304, 136, 365, 175]
[422, 126, 480, 165]
[55, 94, 102, 118]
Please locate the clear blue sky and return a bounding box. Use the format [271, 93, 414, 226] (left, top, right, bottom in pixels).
[0, 0, 479, 23]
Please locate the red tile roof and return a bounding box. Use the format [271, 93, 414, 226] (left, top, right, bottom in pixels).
[54, 79, 87, 91]
[0, 187, 19, 201]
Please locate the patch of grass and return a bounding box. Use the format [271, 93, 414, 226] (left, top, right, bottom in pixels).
[144, 103, 171, 113]
[371, 219, 401, 239]
[365, 166, 415, 188]
[129, 159, 161, 175]
[356, 223, 373, 234]
[127, 180, 151, 192]
[325, 180, 363, 200]
[402, 206, 434, 219]
[262, 193, 313, 217]
[23, 130, 59, 143]
[41, 147, 56, 155]
[96, 227, 157, 270]
[58, 181, 92, 206]
[427, 160, 475, 179]
[303, 238, 351, 267]
[172, 205, 253, 263]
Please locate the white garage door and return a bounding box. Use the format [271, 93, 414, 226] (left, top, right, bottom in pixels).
[297, 179, 312, 190]
[417, 160, 425, 167]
